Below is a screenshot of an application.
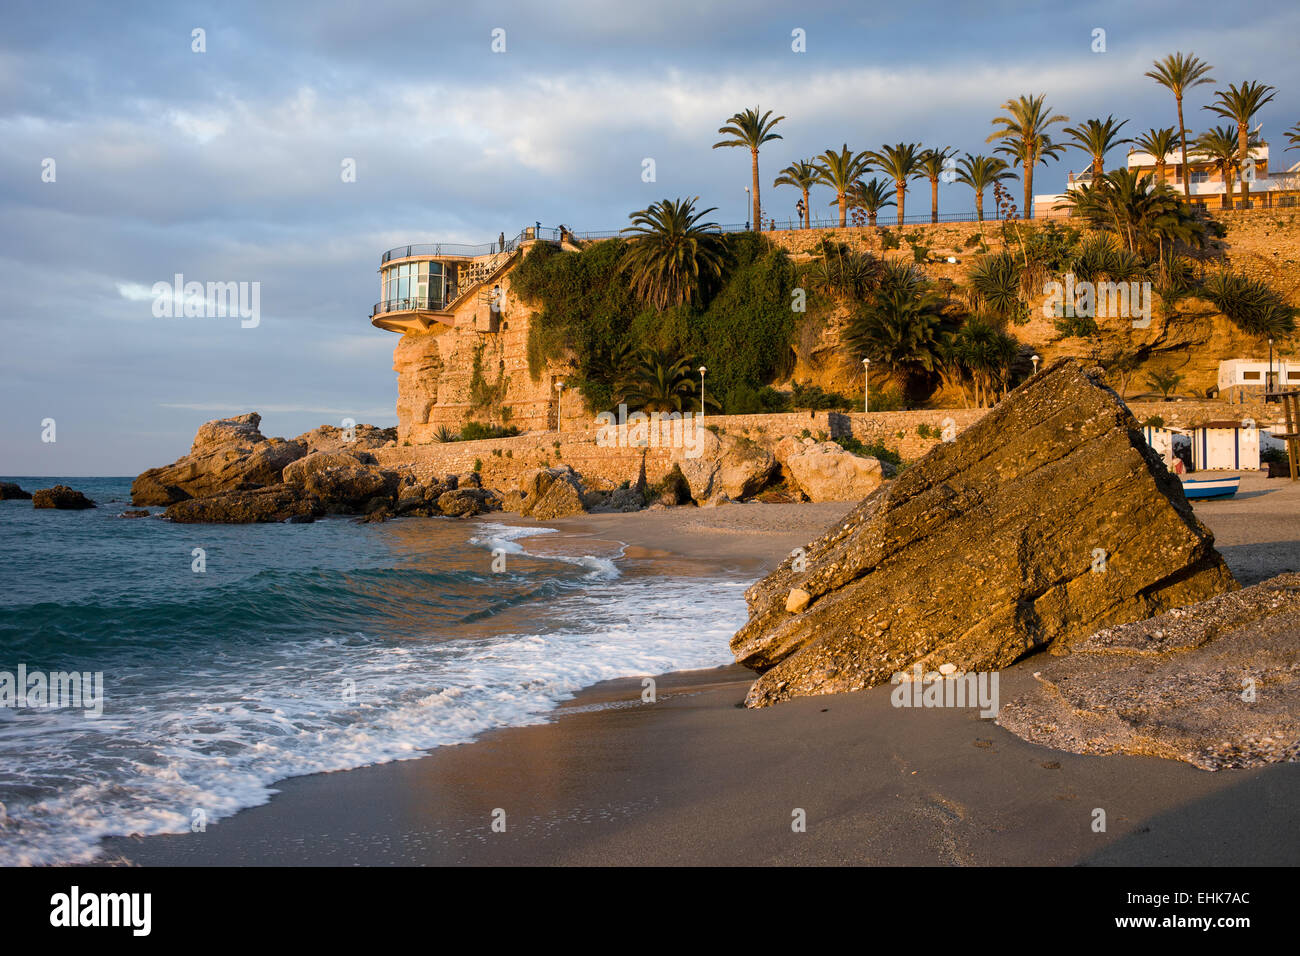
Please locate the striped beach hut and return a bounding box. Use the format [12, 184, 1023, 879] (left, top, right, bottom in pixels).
[1189, 421, 1260, 471]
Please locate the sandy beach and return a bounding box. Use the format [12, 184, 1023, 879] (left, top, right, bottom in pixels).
[92, 474, 1300, 866]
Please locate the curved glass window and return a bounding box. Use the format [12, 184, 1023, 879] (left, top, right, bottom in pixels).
[382, 260, 447, 310]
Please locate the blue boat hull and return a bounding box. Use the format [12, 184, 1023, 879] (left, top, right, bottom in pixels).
[1181, 477, 1241, 500]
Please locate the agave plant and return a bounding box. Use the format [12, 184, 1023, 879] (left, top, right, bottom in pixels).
[713, 106, 785, 228]
[1200, 270, 1297, 338]
[966, 252, 1026, 324]
[807, 239, 883, 300]
[986, 94, 1069, 218]
[1146, 52, 1216, 200]
[619, 197, 726, 309]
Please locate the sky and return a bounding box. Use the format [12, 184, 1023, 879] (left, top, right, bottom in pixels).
[2, 0, 1297, 475]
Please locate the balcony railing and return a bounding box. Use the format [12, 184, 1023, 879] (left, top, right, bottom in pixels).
[380, 227, 562, 264]
[372, 295, 450, 317]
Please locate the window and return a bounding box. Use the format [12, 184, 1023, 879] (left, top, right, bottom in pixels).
[1288, 371, 1300, 382]
[1241, 371, 1262, 381]
[1190, 170, 1211, 185]
[383, 261, 446, 308]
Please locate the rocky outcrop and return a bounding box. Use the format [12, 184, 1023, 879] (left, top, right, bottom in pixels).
[1, 482, 32, 500]
[518, 466, 588, 519]
[292, 423, 397, 455]
[282, 451, 397, 512]
[730, 359, 1239, 708]
[437, 487, 501, 517]
[997, 573, 1300, 770]
[131, 413, 306, 505]
[164, 485, 323, 524]
[776, 437, 888, 502]
[32, 485, 96, 509]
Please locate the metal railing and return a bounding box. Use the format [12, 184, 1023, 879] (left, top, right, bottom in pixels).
[372, 295, 448, 317]
[380, 227, 561, 264]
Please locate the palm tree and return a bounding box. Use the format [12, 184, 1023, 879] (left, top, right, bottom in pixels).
[1145, 368, 1185, 399]
[1200, 270, 1297, 338]
[955, 154, 1014, 222]
[773, 159, 819, 228]
[814, 145, 872, 227]
[1288, 123, 1300, 151]
[1063, 115, 1131, 182]
[622, 349, 714, 413]
[919, 146, 957, 224]
[619, 197, 726, 309]
[1194, 126, 1247, 210]
[1063, 168, 1209, 265]
[844, 286, 949, 394]
[1145, 53, 1215, 200]
[966, 252, 1025, 324]
[713, 107, 785, 229]
[866, 143, 926, 226]
[845, 178, 895, 227]
[943, 318, 1019, 407]
[986, 94, 1069, 218]
[1204, 81, 1277, 206]
[1133, 127, 1180, 185]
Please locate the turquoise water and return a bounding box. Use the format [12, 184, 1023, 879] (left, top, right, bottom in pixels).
[0, 477, 745, 865]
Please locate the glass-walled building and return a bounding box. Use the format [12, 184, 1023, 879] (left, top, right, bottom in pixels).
[380, 259, 457, 313]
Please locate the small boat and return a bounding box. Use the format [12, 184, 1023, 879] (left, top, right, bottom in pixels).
[1180, 475, 1241, 500]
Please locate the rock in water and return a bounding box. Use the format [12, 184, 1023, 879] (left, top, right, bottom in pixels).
[32, 486, 96, 509]
[730, 359, 1238, 708]
[1, 482, 33, 500]
[997, 573, 1300, 770]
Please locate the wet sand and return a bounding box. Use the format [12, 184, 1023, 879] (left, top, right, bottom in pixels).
[101, 477, 1300, 866]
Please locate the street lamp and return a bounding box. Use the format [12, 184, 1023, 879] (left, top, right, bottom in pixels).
[744, 186, 750, 230]
[698, 366, 707, 418]
[1031, 353, 1040, 374]
[862, 358, 870, 413]
[1269, 338, 1275, 401]
[555, 380, 565, 432]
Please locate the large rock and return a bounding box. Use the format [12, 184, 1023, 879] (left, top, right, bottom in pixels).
[132, 413, 307, 505]
[164, 484, 322, 524]
[282, 451, 396, 511]
[776, 437, 887, 503]
[671, 430, 776, 503]
[437, 488, 500, 517]
[32, 485, 96, 509]
[519, 466, 587, 519]
[997, 573, 1300, 770]
[731, 359, 1238, 708]
[293, 423, 398, 455]
[1, 482, 32, 500]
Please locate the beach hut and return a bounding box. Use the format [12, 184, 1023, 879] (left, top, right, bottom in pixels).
[1189, 420, 1260, 471]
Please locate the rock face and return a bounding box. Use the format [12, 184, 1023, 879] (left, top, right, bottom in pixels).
[293, 423, 397, 455]
[671, 430, 776, 503]
[730, 359, 1239, 708]
[32, 485, 96, 509]
[997, 573, 1300, 770]
[164, 485, 323, 524]
[282, 451, 395, 511]
[776, 437, 887, 502]
[131, 413, 306, 505]
[1, 482, 32, 500]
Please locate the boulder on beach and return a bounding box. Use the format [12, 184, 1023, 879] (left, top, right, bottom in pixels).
[164, 484, 323, 524]
[437, 487, 500, 517]
[131, 413, 306, 505]
[997, 573, 1300, 770]
[518, 466, 587, 519]
[292, 423, 397, 455]
[672, 430, 776, 503]
[1, 481, 33, 500]
[775, 437, 887, 502]
[281, 450, 397, 512]
[32, 485, 96, 509]
[730, 359, 1238, 708]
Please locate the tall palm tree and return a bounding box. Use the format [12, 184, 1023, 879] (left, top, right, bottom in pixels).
[845, 178, 895, 227]
[1063, 115, 1131, 182]
[955, 154, 1014, 222]
[986, 94, 1069, 218]
[919, 146, 957, 224]
[619, 197, 726, 309]
[1145, 53, 1215, 199]
[1288, 123, 1300, 151]
[713, 107, 784, 229]
[1194, 126, 1247, 210]
[865, 142, 926, 226]
[814, 145, 872, 227]
[1204, 81, 1277, 206]
[1133, 127, 1180, 185]
[773, 159, 819, 228]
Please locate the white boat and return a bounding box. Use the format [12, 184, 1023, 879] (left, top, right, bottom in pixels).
[1180, 475, 1241, 500]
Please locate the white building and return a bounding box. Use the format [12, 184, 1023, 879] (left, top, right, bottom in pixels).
[1217, 358, 1300, 402]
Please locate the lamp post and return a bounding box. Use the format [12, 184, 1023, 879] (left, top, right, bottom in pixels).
[698, 366, 707, 418]
[744, 186, 750, 230]
[1269, 338, 1275, 401]
[555, 380, 565, 432]
[862, 358, 870, 413]
[1031, 353, 1040, 375]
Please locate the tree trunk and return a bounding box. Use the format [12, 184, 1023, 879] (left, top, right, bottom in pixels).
[1024, 159, 1033, 218]
[975, 193, 984, 222]
[1177, 96, 1191, 199]
[1238, 121, 1250, 207]
[750, 149, 761, 229]
[896, 181, 905, 226]
[1092, 154, 1104, 181]
[1156, 159, 1166, 186]
[930, 176, 939, 224]
[802, 187, 810, 228]
[838, 194, 847, 228]
[1223, 162, 1235, 209]
[868, 210, 877, 227]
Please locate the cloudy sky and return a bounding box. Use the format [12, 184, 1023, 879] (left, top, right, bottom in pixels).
[3, 0, 1297, 474]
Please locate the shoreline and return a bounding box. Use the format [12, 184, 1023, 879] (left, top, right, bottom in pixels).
[99, 479, 1300, 866]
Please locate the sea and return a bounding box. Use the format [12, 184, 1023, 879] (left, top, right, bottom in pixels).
[0, 477, 747, 866]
